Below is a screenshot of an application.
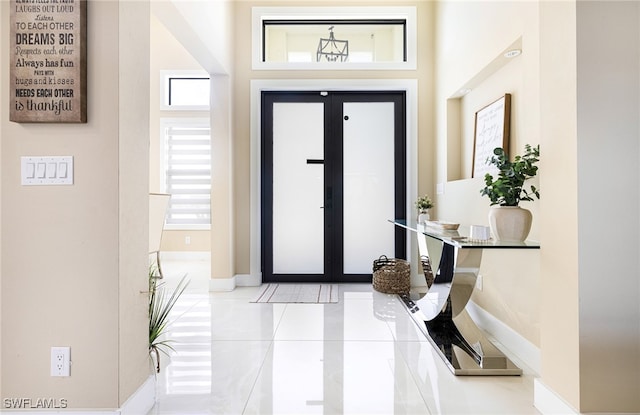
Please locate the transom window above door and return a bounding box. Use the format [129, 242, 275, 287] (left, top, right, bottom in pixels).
[160, 70, 210, 111]
[252, 7, 417, 71]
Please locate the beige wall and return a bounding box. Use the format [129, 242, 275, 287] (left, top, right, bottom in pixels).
[538, 1, 640, 412]
[436, 0, 640, 413]
[149, 14, 211, 253]
[538, 1, 581, 409]
[573, 1, 639, 412]
[0, 1, 150, 409]
[118, 1, 153, 404]
[434, 0, 541, 347]
[152, 0, 233, 279]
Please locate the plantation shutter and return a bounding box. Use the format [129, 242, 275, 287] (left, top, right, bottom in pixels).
[164, 124, 211, 227]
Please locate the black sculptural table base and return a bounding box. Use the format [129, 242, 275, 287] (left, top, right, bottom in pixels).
[392, 221, 539, 376]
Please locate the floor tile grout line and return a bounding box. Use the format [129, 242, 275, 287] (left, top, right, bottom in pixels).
[241, 338, 276, 415]
[391, 339, 437, 415]
[239, 300, 289, 414]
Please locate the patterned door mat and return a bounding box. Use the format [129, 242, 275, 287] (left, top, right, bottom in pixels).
[251, 284, 339, 304]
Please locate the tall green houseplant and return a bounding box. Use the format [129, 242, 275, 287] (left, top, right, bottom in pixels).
[480, 144, 540, 206]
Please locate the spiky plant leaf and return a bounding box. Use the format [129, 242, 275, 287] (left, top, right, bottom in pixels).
[148, 268, 189, 373]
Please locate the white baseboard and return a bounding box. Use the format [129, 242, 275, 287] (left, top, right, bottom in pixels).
[208, 274, 261, 291]
[1, 375, 156, 415]
[235, 273, 261, 287]
[534, 379, 578, 415]
[466, 300, 541, 375]
[209, 275, 236, 292]
[120, 375, 156, 415]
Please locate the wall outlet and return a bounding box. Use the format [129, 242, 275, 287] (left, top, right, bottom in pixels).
[185, 236, 191, 245]
[51, 347, 71, 377]
[476, 274, 484, 291]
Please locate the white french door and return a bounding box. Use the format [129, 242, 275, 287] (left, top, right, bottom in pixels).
[262, 91, 406, 283]
[342, 101, 396, 274]
[272, 102, 325, 274]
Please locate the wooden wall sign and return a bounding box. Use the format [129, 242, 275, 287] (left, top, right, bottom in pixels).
[10, 0, 87, 123]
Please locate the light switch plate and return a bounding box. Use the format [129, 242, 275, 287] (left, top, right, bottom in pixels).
[21, 156, 73, 185]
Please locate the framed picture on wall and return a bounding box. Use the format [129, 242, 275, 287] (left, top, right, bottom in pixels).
[472, 93, 511, 178]
[10, 0, 87, 123]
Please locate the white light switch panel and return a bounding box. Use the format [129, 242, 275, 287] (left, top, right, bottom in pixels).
[21, 156, 73, 185]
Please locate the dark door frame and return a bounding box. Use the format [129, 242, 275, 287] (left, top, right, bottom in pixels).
[261, 90, 407, 283]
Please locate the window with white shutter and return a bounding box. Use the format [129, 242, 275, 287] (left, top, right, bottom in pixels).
[160, 118, 211, 229]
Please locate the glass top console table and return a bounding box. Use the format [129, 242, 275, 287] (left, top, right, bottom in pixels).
[390, 219, 540, 375]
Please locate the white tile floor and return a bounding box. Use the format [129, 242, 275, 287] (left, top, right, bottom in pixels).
[147, 255, 540, 415]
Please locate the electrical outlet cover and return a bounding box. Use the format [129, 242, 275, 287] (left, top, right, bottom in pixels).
[51, 346, 71, 377]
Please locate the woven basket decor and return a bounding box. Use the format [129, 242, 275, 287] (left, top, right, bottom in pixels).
[420, 255, 435, 288]
[372, 255, 411, 294]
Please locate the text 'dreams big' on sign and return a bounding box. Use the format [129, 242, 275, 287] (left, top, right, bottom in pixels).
[10, 0, 87, 123]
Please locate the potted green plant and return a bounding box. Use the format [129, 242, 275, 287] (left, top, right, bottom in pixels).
[480, 144, 540, 241]
[415, 194, 433, 224]
[148, 264, 189, 373]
